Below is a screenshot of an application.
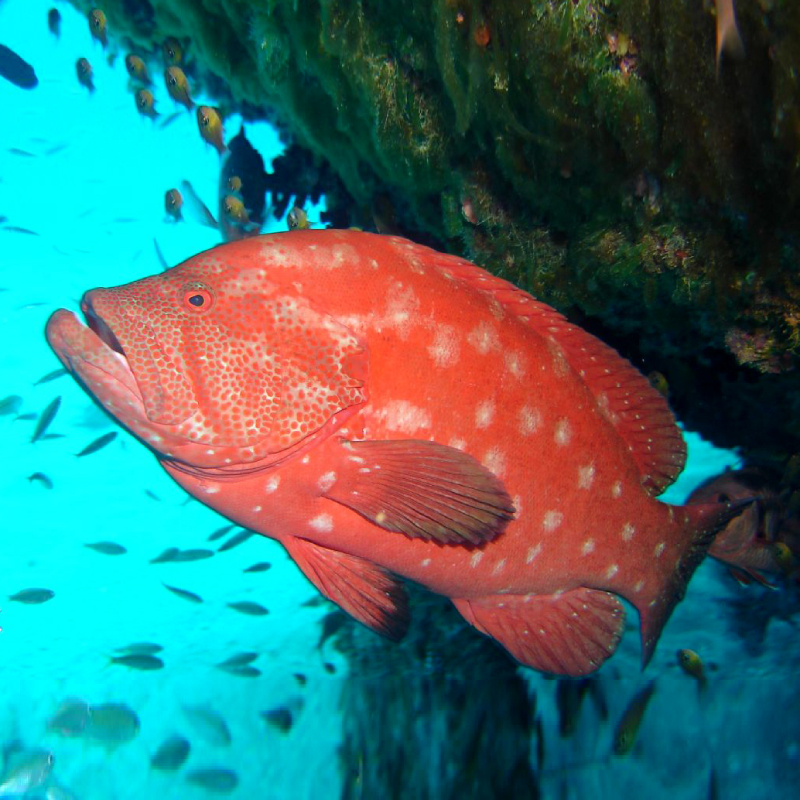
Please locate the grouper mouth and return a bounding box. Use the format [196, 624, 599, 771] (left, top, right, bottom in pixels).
[45, 302, 146, 426]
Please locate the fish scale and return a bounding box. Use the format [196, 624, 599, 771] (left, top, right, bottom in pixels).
[46, 229, 744, 676]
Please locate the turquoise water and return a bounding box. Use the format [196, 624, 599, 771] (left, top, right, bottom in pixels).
[1, 1, 797, 798]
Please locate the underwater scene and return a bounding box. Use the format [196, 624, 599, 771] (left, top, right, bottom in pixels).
[1, 0, 799, 798]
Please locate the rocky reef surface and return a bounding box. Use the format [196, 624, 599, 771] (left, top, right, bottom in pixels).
[70, 0, 800, 468]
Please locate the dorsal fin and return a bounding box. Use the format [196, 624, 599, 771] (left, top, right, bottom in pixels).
[423, 248, 686, 495]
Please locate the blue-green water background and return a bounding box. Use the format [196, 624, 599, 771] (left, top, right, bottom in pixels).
[1, 1, 797, 798]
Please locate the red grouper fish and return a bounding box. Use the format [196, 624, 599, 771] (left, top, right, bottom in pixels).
[46, 230, 746, 676]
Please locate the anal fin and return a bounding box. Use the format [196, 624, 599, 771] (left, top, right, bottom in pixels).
[452, 588, 626, 676]
[283, 536, 409, 641]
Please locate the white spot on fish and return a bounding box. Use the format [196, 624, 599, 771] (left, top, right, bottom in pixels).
[634, 580, 644, 592]
[620, 522, 635, 542]
[492, 558, 506, 576]
[467, 321, 500, 355]
[318, 471, 337, 492]
[427, 325, 461, 368]
[309, 513, 334, 533]
[265, 476, 281, 494]
[203, 485, 220, 495]
[513, 495, 523, 517]
[471, 551, 484, 568]
[373, 400, 432, 434]
[421, 558, 431, 567]
[482, 447, 506, 478]
[543, 510, 564, 533]
[448, 437, 467, 451]
[526, 544, 542, 564]
[519, 405, 542, 436]
[578, 464, 595, 489]
[301, 455, 310, 465]
[253, 505, 262, 513]
[554, 418, 572, 446]
[654, 542, 666, 558]
[475, 399, 495, 429]
[606, 563, 619, 579]
[581, 539, 595, 555]
[611, 481, 623, 498]
[503, 351, 526, 379]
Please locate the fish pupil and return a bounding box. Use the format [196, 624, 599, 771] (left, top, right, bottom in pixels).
[188, 294, 204, 307]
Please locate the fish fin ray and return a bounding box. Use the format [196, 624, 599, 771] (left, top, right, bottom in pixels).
[636, 499, 752, 667]
[452, 588, 626, 677]
[326, 439, 515, 545]
[282, 536, 409, 641]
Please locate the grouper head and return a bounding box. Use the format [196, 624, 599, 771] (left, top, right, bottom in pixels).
[46, 239, 367, 472]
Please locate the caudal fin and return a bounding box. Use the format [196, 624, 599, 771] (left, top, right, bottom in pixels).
[637, 499, 752, 668]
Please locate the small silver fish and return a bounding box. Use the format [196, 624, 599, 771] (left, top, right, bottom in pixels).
[0, 748, 54, 795]
[110, 653, 164, 671]
[30, 396, 60, 443]
[9, 588, 54, 604]
[150, 735, 191, 771]
[185, 768, 239, 793]
[84, 541, 127, 555]
[75, 431, 118, 457]
[226, 600, 269, 616]
[162, 583, 203, 603]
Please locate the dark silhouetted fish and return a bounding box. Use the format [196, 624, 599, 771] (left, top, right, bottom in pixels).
[217, 529, 254, 552]
[225, 665, 261, 678]
[151, 736, 191, 771]
[110, 653, 164, 671]
[0, 44, 38, 88]
[151, 547, 180, 563]
[47, 698, 90, 737]
[85, 703, 140, 745]
[9, 588, 54, 604]
[48, 8, 61, 39]
[170, 548, 214, 562]
[30, 396, 60, 443]
[260, 704, 300, 734]
[208, 523, 236, 541]
[163, 583, 203, 603]
[185, 768, 238, 793]
[226, 600, 269, 616]
[84, 541, 127, 555]
[76, 431, 118, 457]
[34, 367, 67, 385]
[243, 562, 271, 573]
[27, 472, 53, 489]
[216, 652, 259, 670]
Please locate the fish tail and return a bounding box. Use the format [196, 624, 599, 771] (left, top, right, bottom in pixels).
[636, 499, 752, 668]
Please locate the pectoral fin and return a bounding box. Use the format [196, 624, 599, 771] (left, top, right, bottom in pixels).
[325, 439, 515, 545]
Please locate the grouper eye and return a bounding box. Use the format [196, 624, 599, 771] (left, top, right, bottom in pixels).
[183, 287, 213, 312]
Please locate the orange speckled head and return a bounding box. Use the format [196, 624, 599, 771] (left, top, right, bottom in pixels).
[46, 239, 368, 470]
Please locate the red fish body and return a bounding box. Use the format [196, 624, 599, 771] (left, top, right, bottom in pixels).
[46, 230, 739, 676]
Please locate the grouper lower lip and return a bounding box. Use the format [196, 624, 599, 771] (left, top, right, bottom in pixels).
[45, 307, 142, 409]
